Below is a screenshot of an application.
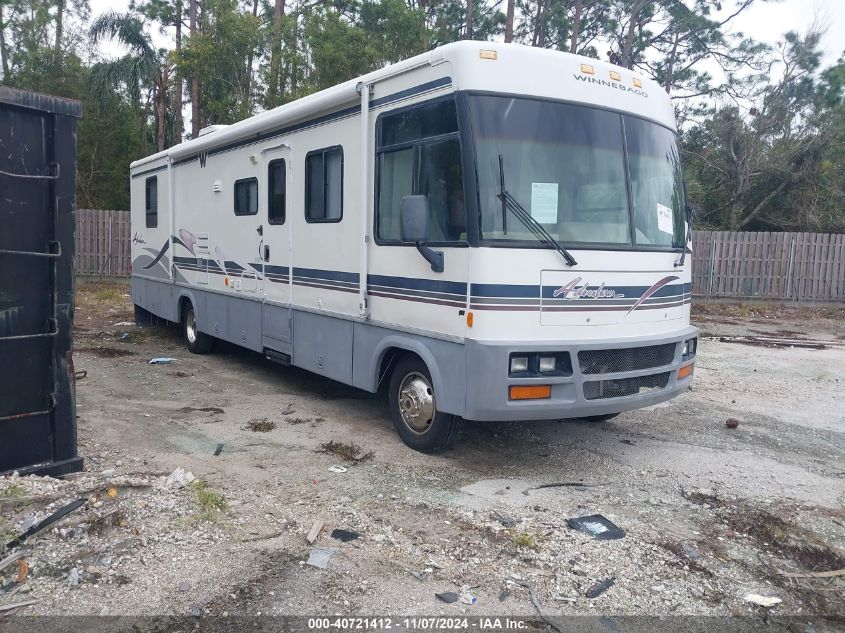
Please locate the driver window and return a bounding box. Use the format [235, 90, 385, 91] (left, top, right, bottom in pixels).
[376, 98, 466, 243]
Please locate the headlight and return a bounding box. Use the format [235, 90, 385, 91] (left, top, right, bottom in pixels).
[682, 341, 689, 356]
[510, 355, 529, 373]
[538, 356, 557, 373]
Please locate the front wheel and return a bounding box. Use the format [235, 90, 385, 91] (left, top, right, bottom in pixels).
[388, 356, 463, 453]
[182, 304, 214, 354]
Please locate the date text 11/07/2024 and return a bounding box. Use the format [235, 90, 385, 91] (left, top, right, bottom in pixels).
[307, 617, 532, 630]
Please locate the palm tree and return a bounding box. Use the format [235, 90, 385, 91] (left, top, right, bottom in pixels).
[89, 11, 174, 152]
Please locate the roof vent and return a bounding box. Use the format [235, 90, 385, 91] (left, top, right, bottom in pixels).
[198, 124, 229, 137]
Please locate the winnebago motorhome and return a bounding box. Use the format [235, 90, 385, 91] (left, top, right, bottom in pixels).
[130, 41, 698, 452]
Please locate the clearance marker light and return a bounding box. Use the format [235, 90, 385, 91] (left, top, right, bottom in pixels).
[678, 363, 694, 379]
[466, 311, 474, 327]
[609, 70, 621, 81]
[479, 50, 498, 60]
[580, 64, 594, 75]
[633, 77, 643, 88]
[509, 385, 552, 400]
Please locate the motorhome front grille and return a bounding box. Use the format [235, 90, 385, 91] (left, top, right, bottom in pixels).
[578, 344, 676, 375]
[583, 372, 671, 401]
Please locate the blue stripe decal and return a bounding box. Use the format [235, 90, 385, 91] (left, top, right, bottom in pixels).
[471, 282, 688, 300]
[293, 267, 360, 284]
[368, 274, 466, 296]
[170, 77, 453, 167]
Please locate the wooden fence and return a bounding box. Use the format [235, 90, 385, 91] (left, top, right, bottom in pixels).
[75, 209, 131, 276]
[691, 231, 845, 303]
[74, 209, 845, 303]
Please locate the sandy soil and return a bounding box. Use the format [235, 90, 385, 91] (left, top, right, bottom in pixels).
[1, 280, 843, 626]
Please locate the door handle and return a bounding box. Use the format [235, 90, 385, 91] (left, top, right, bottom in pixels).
[263, 244, 270, 261]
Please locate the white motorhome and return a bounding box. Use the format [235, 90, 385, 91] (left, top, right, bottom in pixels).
[130, 41, 698, 452]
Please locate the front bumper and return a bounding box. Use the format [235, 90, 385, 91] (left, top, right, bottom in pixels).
[463, 326, 698, 421]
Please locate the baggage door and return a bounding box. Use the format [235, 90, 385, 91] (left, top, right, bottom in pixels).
[261, 146, 292, 350]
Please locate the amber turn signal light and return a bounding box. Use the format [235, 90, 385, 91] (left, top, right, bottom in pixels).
[509, 385, 552, 400]
[678, 363, 694, 379]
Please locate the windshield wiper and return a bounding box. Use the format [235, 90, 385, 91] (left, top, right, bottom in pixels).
[674, 203, 693, 268]
[497, 154, 577, 267]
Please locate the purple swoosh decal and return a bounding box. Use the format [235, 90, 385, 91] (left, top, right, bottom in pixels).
[624, 275, 680, 316]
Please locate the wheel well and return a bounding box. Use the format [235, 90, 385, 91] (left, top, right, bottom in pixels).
[178, 296, 192, 322]
[377, 347, 420, 392]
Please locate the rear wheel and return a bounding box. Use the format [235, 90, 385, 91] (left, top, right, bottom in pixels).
[388, 356, 462, 453]
[182, 304, 214, 354]
[581, 413, 619, 423]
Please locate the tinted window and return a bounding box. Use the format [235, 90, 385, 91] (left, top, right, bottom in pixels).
[305, 147, 343, 222]
[234, 178, 258, 216]
[268, 159, 285, 225]
[624, 116, 685, 246]
[470, 96, 630, 245]
[376, 99, 465, 243]
[379, 99, 459, 147]
[145, 176, 158, 228]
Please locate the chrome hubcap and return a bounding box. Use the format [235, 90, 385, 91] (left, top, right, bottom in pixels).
[186, 309, 197, 345]
[398, 372, 435, 434]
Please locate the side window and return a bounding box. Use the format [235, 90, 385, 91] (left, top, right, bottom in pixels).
[305, 146, 343, 222]
[268, 159, 285, 225]
[234, 177, 258, 216]
[145, 176, 158, 228]
[376, 98, 465, 243]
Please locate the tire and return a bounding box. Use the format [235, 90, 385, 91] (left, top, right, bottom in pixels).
[581, 413, 620, 423]
[182, 303, 214, 354]
[388, 356, 463, 453]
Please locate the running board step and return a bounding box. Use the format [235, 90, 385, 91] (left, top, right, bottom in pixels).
[264, 349, 291, 366]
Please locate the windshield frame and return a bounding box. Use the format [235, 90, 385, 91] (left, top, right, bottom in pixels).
[462, 90, 686, 253]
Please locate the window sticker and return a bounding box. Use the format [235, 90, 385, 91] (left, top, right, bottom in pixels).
[531, 182, 558, 224]
[656, 202, 673, 235]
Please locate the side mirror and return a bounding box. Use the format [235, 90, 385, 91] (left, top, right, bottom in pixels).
[400, 195, 430, 243]
[399, 195, 443, 273]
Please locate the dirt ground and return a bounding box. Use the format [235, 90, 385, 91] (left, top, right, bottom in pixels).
[1, 279, 843, 627]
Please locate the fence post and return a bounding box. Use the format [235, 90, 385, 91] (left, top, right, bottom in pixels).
[785, 237, 796, 300]
[708, 239, 716, 297]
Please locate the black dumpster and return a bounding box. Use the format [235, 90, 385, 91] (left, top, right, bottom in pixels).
[0, 86, 83, 477]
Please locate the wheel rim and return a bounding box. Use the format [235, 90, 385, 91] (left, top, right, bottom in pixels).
[397, 371, 435, 435]
[186, 309, 197, 345]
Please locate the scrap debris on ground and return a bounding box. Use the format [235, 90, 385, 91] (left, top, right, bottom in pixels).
[1, 279, 842, 622]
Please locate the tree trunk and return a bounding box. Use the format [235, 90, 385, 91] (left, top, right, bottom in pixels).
[173, 0, 183, 144]
[243, 0, 259, 112]
[504, 0, 514, 43]
[570, 0, 583, 54]
[267, 0, 285, 108]
[54, 0, 64, 55]
[156, 74, 167, 152]
[0, 3, 10, 80]
[532, 0, 550, 47]
[664, 31, 680, 93]
[189, 0, 200, 138]
[465, 0, 473, 40]
[622, 0, 647, 69]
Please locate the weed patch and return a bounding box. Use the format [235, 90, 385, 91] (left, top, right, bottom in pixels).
[246, 418, 276, 433]
[317, 440, 374, 464]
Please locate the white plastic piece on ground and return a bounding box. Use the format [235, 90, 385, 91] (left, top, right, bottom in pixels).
[306, 547, 335, 569]
[328, 465, 347, 473]
[743, 594, 782, 607]
[164, 467, 196, 488]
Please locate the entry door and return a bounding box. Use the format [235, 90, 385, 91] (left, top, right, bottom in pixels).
[261, 146, 292, 350]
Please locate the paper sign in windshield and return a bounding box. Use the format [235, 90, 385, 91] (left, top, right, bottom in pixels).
[656, 203, 674, 235]
[531, 183, 558, 224]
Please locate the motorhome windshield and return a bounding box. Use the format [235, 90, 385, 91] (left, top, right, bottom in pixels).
[469, 95, 685, 249]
